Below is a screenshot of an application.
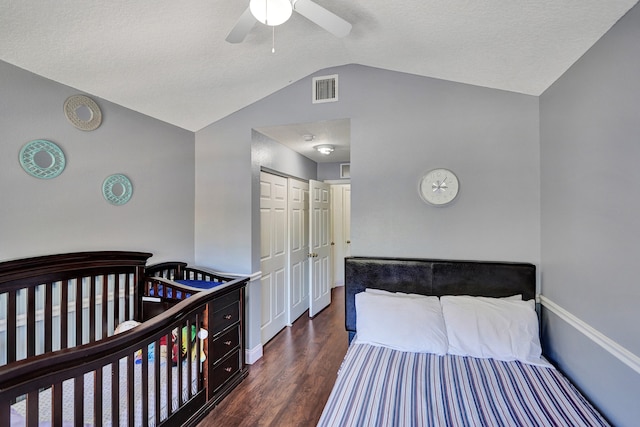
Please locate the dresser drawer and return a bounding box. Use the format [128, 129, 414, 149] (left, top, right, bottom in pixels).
[211, 300, 239, 335]
[211, 350, 240, 392]
[211, 325, 240, 364]
[214, 289, 241, 310]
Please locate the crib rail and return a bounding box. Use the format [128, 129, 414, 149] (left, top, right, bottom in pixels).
[0, 251, 151, 366]
[142, 265, 243, 320]
[146, 261, 245, 283]
[0, 277, 247, 427]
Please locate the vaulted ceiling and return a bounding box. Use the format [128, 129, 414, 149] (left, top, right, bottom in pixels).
[1, 1, 637, 132]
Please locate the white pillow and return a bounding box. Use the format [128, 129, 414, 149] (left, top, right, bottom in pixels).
[440, 295, 546, 366]
[114, 320, 140, 334]
[354, 291, 448, 354]
[365, 288, 428, 298]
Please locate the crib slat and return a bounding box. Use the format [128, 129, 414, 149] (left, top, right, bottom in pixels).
[197, 311, 204, 390]
[166, 331, 173, 417]
[128, 355, 135, 427]
[0, 400, 9, 427]
[125, 273, 131, 320]
[178, 324, 184, 406]
[112, 359, 120, 426]
[26, 390, 38, 427]
[27, 287, 35, 358]
[154, 340, 161, 425]
[101, 275, 108, 339]
[7, 290, 16, 363]
[95, 367, 103, 427]
[75, 279, 82, 346]
[201, 308, 209, 393]
[113, 274, 120, 329]
[186, 318, 193, 400]
[53, 381, 63, 426]
[61, 280, 68, 349]
[74, 375, 84, 424]
[135, 271, 142, 320]
[142, 344, 149, 427]
[44, 282, 52, 353]
[90, 276, 96, 343]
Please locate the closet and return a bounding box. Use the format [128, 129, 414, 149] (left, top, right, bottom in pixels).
[259, 171, 336, 344]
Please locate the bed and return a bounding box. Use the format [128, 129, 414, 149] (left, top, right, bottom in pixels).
[318, 256, 610, 427]
[0, 251, 248, 427]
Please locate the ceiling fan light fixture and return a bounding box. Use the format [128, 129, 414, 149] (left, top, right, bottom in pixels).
[250, 0, 293, 26]
[315, 144, 334, 155]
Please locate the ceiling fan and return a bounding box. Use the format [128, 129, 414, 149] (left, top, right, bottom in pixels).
[226, 0, 352, 43]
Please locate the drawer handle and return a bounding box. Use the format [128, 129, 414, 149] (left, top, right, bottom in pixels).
[224, 340, 232, 346]
[224, 314, 232, 320]
[224, 367, 233, 373]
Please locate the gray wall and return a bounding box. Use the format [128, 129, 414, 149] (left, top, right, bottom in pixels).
[5, 10, 636, 421]
[195, 64, 540, 354]
[0, 60, 195, 264]
[540, 4, 640, 426]
[317, 162, 348, 181]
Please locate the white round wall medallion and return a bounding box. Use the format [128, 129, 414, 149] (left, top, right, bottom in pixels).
[64, 95, 102, 131]
[419, 168, 460, 206]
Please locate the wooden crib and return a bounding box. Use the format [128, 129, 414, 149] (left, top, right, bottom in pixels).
[0, 251, 248, 426]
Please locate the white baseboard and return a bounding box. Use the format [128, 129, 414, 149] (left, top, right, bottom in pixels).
[540, 295, 640, 375]
[245, 343, 263, 365]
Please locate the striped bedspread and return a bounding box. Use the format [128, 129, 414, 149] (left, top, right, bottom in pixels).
[318, 343, 609, 427]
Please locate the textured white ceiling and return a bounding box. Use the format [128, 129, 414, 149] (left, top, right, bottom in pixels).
[256, 118, 351, 163]
[1, 0, 637, 132]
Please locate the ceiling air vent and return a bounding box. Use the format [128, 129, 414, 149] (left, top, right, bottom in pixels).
[313, 74, 338, 104]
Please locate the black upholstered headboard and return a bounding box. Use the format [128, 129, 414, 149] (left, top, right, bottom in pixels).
[344, 257, 536, 340]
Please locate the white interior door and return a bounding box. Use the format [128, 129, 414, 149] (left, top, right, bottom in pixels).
[288, 178, 309, 324]
[344, 185, 351, 258]
[309, 179, 332, 317]
[331, 184, 351, 287]
[260, 172, 288, 343]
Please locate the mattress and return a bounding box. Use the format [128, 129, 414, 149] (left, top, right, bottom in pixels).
[318, 343, 610, 427]
[10, 349, 199, 427]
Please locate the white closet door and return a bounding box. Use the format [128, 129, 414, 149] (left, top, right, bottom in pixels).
[260, 172, 288, 343]
[309, 180, 332, 317]
[288, 178, 309, 324]
[331, 184, 351, 287]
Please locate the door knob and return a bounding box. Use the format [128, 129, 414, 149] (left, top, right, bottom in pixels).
[346, 240, 351, 244]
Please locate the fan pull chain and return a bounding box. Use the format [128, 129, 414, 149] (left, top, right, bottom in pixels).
[272, 26, 276, 53]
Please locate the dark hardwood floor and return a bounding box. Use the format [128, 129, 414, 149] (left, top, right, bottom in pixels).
[198, 286, 349, 427]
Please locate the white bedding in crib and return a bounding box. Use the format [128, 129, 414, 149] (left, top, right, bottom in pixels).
[10, 352, 199, 427]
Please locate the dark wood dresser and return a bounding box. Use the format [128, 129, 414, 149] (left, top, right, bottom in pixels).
[207, 281, 248, 403]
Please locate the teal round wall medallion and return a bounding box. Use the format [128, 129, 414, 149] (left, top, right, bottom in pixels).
[19, 139, 66, 179]
[102, 174, 133, 205]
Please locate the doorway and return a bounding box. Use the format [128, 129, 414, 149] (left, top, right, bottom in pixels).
[260, 171, 334, 343]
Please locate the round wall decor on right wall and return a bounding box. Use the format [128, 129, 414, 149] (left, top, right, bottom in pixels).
[419, 168, 460, 206]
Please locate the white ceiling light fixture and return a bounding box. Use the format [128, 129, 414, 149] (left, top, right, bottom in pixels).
[249, 0, 293, 26]
[315, 144, 334, 155]
[226, 0, 352, 44]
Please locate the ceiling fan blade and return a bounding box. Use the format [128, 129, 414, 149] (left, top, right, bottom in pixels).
[293, 0, 352, 38]
[225, 7, 257, 43]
